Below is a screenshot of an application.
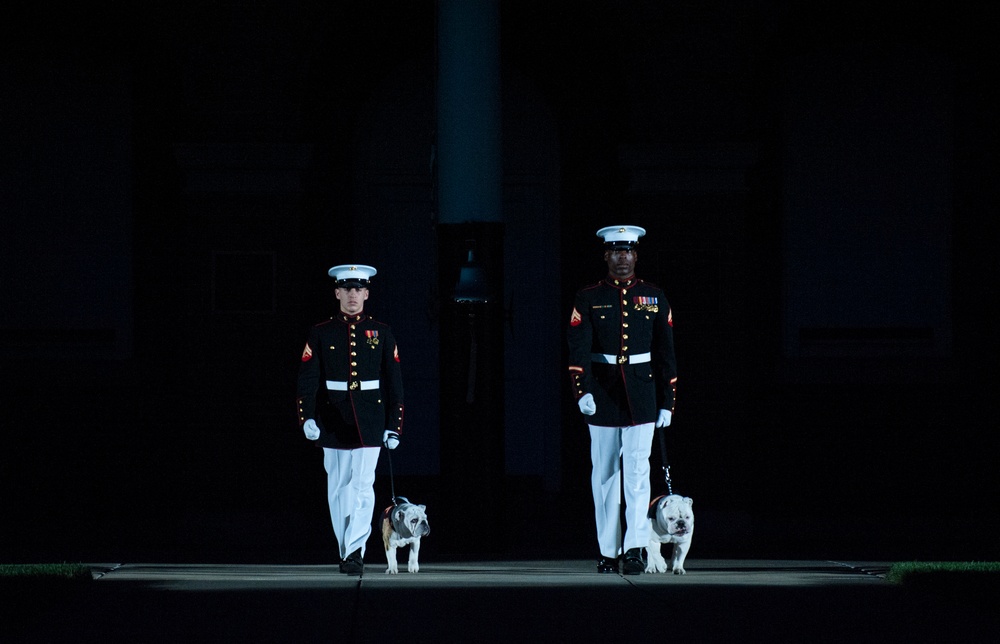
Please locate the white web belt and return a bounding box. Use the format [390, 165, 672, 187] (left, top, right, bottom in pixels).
[591, 352, 651, 365]
[326, 380, 380, 391]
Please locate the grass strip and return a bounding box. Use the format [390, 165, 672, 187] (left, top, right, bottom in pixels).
[886, 561, 1000, 613]
[0, 564, 93, 636]
[886, 561, 1000, 585]
[0, 563, 93, 582]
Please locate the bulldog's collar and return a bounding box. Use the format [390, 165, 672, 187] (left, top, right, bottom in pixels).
[648, 494, 667, 519]
[387, 496, 413, 537]
[391, 502, 416, 538]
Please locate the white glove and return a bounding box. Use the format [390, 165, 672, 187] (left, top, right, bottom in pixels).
[656, 409, 672, 428]
[303, 419, 320, 440]
[383, 430, 399, 449]
[577, 393, 596, 416]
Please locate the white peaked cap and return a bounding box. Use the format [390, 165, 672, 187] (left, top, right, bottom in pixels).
[596, 225, 646, 246]
[328, 264, 377, 286]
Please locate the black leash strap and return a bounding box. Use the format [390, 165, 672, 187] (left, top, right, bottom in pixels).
[656, 426, 673, 495]
[385, 440, 399, 506]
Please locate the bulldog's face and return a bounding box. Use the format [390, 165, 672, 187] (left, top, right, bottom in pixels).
[394, 503, 431, 538]
[656, 495, 694, 537]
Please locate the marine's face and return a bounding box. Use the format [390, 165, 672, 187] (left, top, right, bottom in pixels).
[335, 287, 369, 315]
[605, 248, 637, 279]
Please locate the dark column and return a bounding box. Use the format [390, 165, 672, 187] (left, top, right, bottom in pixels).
[435, 0, 505, 553]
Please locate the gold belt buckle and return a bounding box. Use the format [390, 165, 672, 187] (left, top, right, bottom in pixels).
[617, 355, 627, 364]
[349, 381, 359, 390]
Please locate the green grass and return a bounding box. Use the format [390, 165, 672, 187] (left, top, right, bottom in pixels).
[886, 561, 1000, 585]
[0, 564, 93, 637]
[0, 563, 93, 582]
[886, 561, 1000, 613]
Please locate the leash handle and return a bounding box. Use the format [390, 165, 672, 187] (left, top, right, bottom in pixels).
[656, 426, 673, 495]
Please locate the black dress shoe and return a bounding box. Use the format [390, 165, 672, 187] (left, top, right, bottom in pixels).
[340, 549, 364, 575]
[597, 556, 618, 574]
[622, 548, 645, 575]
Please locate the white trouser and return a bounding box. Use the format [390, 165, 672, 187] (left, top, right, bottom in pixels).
[323, 446, 381, 559]
[589, 422, 655, 558]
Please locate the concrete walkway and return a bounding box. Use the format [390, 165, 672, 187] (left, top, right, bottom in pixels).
[8, 559, 1000, 643]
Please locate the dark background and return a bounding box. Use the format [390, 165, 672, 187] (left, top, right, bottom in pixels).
[2, 1, 998, 563]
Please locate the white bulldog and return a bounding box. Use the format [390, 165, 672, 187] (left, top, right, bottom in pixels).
[380, 497, 430, 574]
[645, 494, 694, 575]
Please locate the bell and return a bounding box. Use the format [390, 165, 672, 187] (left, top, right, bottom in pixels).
[453, 249, 492, 303]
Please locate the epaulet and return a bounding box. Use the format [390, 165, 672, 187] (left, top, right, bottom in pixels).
[639, 278, 663, 291]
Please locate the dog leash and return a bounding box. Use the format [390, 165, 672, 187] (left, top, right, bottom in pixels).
[656, 426, 674, 495]
[384, 437, 401, 507]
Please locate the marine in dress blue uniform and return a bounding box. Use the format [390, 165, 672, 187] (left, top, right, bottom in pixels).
[297, 264, 404, 574]
[567, 226, 678, 574]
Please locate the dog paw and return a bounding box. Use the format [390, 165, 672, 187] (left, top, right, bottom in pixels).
[385, 566, 399, 575]
[408, 563, 419, 573]
[672, 567, 686, 575]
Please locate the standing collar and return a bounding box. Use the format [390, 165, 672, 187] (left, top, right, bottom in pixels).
[604, 275, 637, 288]
[336, 312, 368, 324]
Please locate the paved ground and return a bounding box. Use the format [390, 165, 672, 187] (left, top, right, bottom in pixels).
[5, 558, 999, 643]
